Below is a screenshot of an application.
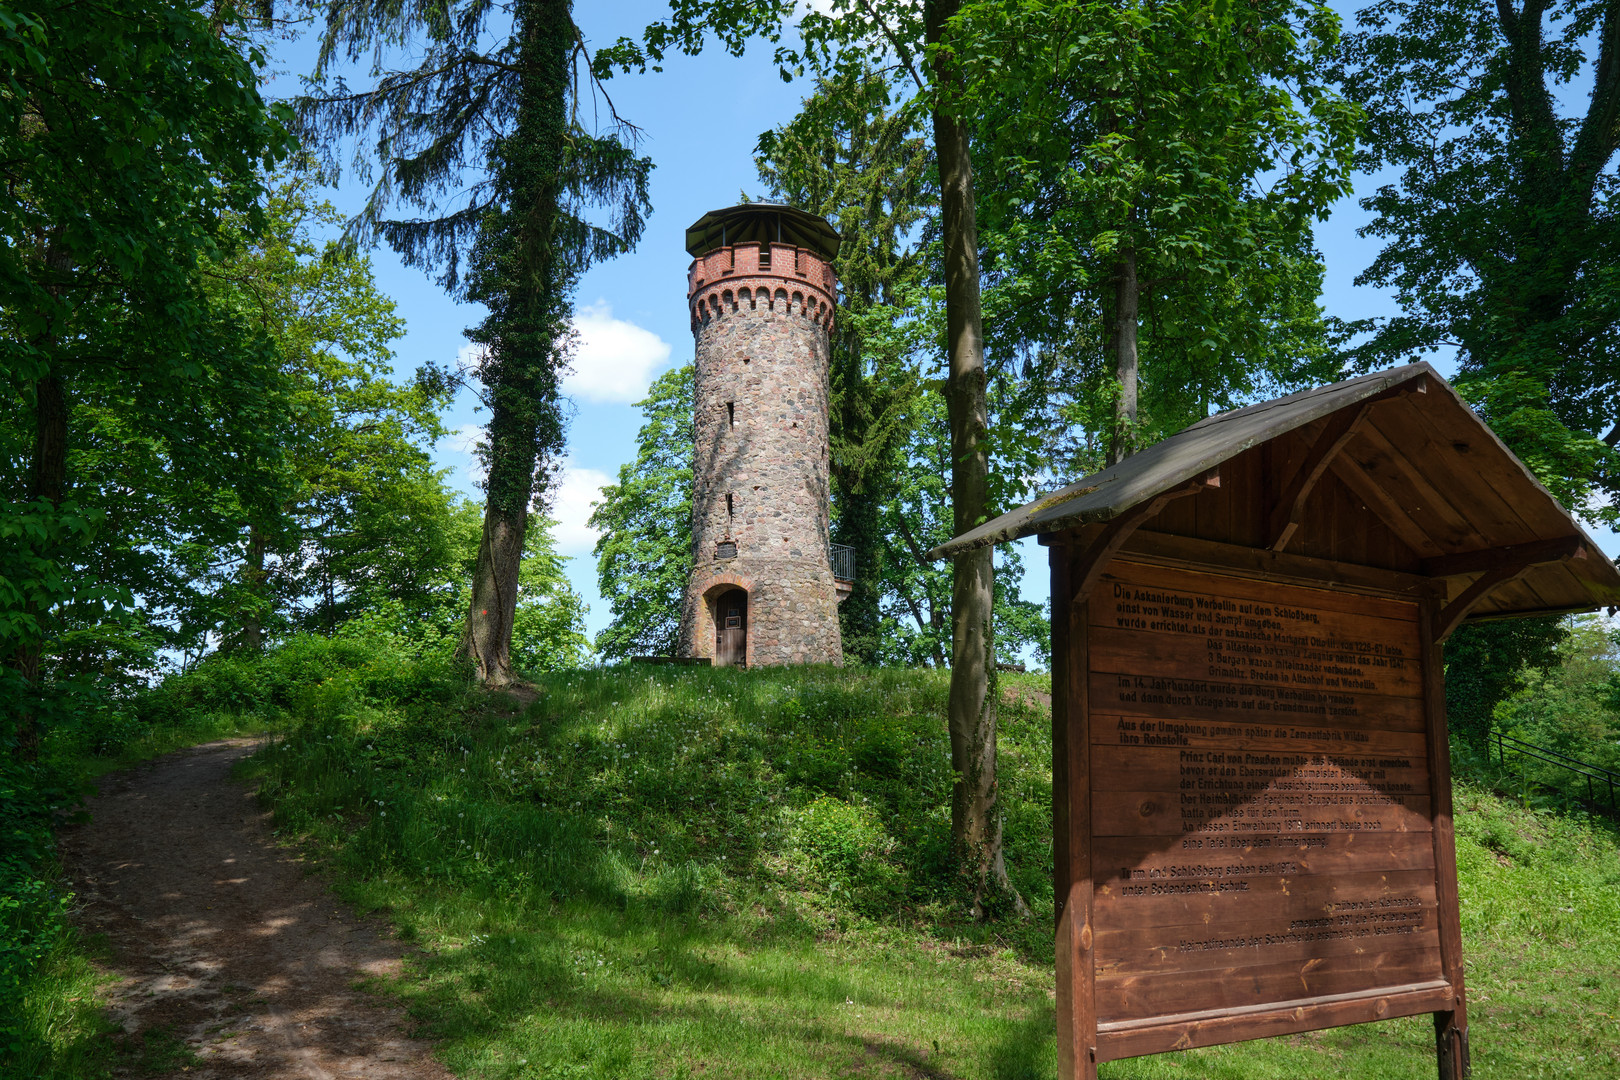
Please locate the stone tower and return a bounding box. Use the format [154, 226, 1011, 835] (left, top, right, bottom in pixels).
[677, 203, 850, 667]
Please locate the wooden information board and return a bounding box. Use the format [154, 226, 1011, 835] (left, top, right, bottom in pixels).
[1055, 558, 1466, 1075]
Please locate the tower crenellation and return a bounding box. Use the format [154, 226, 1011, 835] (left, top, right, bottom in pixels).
[677, 204, 846, 667]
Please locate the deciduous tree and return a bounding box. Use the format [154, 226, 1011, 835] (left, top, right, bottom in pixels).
[589, 365, 694, 661]
[0, 0, 293, 754]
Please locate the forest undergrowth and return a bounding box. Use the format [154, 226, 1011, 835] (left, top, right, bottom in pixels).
[11, 636, 1620, 1078]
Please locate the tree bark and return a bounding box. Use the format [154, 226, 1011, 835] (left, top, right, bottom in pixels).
[456, 0, 570, 685]
[240, 524, 266, 652]
[460, 504, 527, 685]
[926, 0, 1024, 919]
[13, 369, 68, 759]
[1108, 245, 1140, 467]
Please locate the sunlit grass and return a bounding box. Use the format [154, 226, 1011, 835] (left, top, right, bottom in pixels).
[239, 662, 1620, 1078]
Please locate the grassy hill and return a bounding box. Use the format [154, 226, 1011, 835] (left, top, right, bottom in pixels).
[23, 638, 1620, 1078]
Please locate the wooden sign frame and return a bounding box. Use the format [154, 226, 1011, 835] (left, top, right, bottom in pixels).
[1051, 547, 1470, 1080]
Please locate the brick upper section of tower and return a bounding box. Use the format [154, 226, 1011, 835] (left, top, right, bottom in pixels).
[687, 241, 836, 334]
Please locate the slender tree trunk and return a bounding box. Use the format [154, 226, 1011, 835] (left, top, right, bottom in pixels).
[1108, 245, 1139, 467]
[241, 524, 266, 651]
[926, 0, 1024, 919]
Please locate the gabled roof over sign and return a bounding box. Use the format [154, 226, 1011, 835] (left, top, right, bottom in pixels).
[928, 362, 1620, 622]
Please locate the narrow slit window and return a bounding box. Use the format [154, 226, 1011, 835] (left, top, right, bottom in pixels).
[727, 401, 735, 427]
[726, 492, 734, 518]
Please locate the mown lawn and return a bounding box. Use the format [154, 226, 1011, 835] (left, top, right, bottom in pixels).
[232, 661, 1620, 1079]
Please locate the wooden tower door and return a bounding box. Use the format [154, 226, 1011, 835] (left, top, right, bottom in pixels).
[714, 589, 747, 668]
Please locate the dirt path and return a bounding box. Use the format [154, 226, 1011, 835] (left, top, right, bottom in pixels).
[58, 739, 454, 1080]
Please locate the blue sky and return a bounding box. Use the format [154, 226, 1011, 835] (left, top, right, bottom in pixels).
[263, 3, 1619, 654]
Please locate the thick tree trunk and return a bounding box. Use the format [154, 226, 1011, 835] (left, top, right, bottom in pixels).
[927, 0, 1024, 919]
[1108, 245, 1140, 467]
[456, 0, 569, 686]
[460, 503, 527, 685]
[13, 370, 69, 759]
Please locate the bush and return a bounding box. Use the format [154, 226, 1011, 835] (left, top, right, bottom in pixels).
[0, 760, 80, 1063]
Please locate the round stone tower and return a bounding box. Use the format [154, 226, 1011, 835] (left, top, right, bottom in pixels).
[677, 203, 848, 667]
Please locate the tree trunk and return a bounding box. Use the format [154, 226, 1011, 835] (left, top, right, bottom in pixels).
[460, 503, 527, 684]
[13, 369, 69, 760]
[456, 0, 570, 685]
[926, 0, 1025, 919]
[241, 524, 266, 651]
[1108, 245, 1140, 467]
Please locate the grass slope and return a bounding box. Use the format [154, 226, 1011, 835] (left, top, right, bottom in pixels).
[231, 661, 1620, 1080]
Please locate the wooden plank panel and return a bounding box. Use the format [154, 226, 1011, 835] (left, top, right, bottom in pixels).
[1092, 790, 1432, 837]
[1090, 626, 1422, 697]
[1397, 389, 1570, 536]
[1097, 904, 1442, 977]
[1094, 866, 1438, 925]
[1088, 685, 1429, 743]
[1327, 456, 1441, 557]
[1097, 948, 1446, 1022]
[1095, 981, 1455, 1061]
[1090, 744, 1429, 796]
[1353, 419, 1484, 552]
[1095, 952, 1451, 1029]
[1094, 560, 1423, 622]
[1075, 553, 1447, 1063]
[1092, 830, 1435, 884]
[1381, 396, 1536, 545]
[1120, 529, 1432, 596]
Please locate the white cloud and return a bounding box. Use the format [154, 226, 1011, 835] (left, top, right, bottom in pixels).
[446, 423, 488, 487]
[564, 301, 671, 404]
[550, 464, 614, 555]
[450, 303, 671, 406]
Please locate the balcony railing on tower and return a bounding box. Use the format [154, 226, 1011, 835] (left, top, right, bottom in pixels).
[830, 543, 856, 583]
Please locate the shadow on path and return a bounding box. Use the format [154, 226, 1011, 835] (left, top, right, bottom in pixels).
[59, 739, 452, 1080]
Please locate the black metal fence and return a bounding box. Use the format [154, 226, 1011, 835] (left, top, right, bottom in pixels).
[1492, 730, 1620, 816]
[830, 543, 855, 582]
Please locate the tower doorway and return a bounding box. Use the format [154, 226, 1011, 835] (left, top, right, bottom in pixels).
[714, 588, 747, 668]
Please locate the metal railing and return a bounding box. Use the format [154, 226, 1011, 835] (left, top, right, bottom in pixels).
[1492, 730, 1620, 816]
[830, 543, 856, 582]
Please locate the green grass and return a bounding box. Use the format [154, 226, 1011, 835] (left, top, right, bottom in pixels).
[237, 662, 1620, 1080]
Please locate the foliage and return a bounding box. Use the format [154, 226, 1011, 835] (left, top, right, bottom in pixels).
[510, 515, 592, 673]
[756, 68, 934, 664]
[214, 178, 455, 644]
[0, 759, 81, 1065]
[963, 0, 1357, 467]
[1334, 0, 1620, 524]
[1492, 614, 1620, 775]
[0, 7, 290, 1056]
[301, 0, 653, 683]
[878, 387, 1048, 669]
[1444, 616, 1568, 752]
[590, 365, 694, 660]
[0, 0, 294, 750]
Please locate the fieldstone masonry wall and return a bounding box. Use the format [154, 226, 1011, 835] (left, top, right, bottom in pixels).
[677, 240, 843, 666]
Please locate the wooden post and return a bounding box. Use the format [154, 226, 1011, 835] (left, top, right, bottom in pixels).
[1052, 542, 1097, 1079]
[1422, 596, 1470, 1080]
